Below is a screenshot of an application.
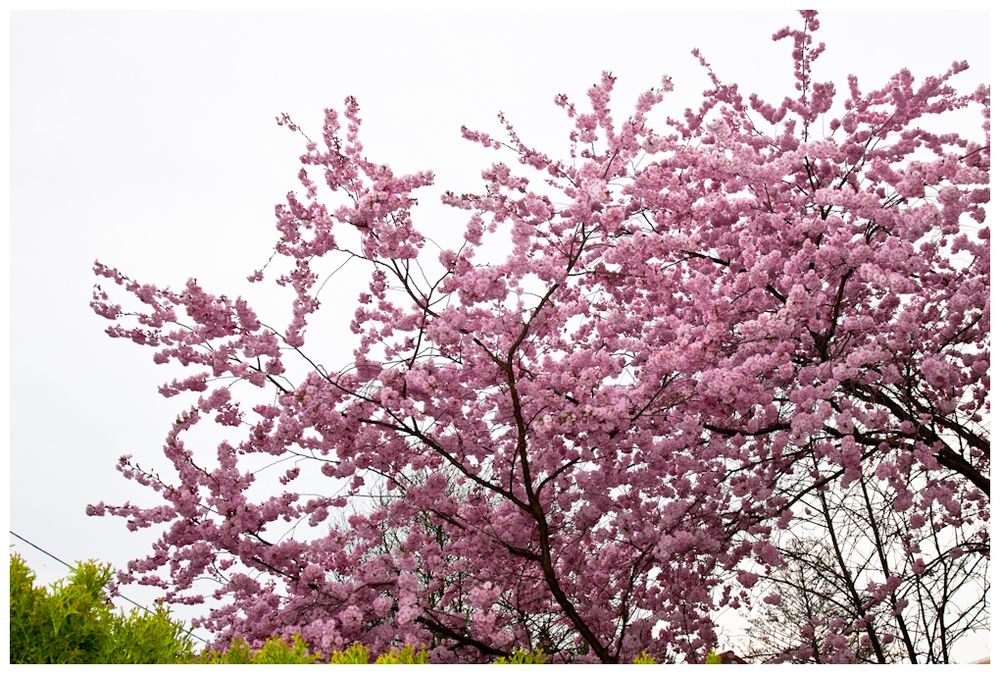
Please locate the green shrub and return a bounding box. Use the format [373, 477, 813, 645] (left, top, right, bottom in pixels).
[9, 553, 194, 664]
[250, 634, 319, 663]
[375, 643, 430, 663]
[200, 634, 321, 664]
[201, 637, 254, 664]
[97, 604, 197, 663]
[631, 651, 657, 663]
[494, 647, 548, 664]
[330, 643, 372, 663]
[705, 650, 723, 664]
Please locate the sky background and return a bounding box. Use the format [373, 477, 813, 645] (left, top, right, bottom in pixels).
[9, 8, 991, 656]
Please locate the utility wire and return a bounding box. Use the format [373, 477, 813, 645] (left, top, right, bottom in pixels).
[9, 530, 210, 646]
[10, 530, 74, 569]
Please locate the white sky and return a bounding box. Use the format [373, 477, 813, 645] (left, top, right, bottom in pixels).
[7, 6, 992, 659]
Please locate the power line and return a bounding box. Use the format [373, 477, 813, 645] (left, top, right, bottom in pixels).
[9, 530, 74, 569]
[9, 530, 209, 645]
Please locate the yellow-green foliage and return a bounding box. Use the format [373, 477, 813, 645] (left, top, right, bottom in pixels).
[202, 635, 319, 664]
[251, 634, 319, 663]
[9, 553, 194, 664]
[631, 651, 657, 663]
[330, 643, 372, 663]
[375, 643, 430, 663]
[201, 637, 254, 664]
[493, 647, 548, 664]
[705, 650, 723, 664]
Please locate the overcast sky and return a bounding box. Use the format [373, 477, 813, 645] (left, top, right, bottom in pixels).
[8, 8, 990, 655]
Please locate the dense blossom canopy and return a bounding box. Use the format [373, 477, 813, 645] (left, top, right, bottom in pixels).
[90, 12, 989, 663]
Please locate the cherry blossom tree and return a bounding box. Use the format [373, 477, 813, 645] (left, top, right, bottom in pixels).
[89, 11, 989, 663]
